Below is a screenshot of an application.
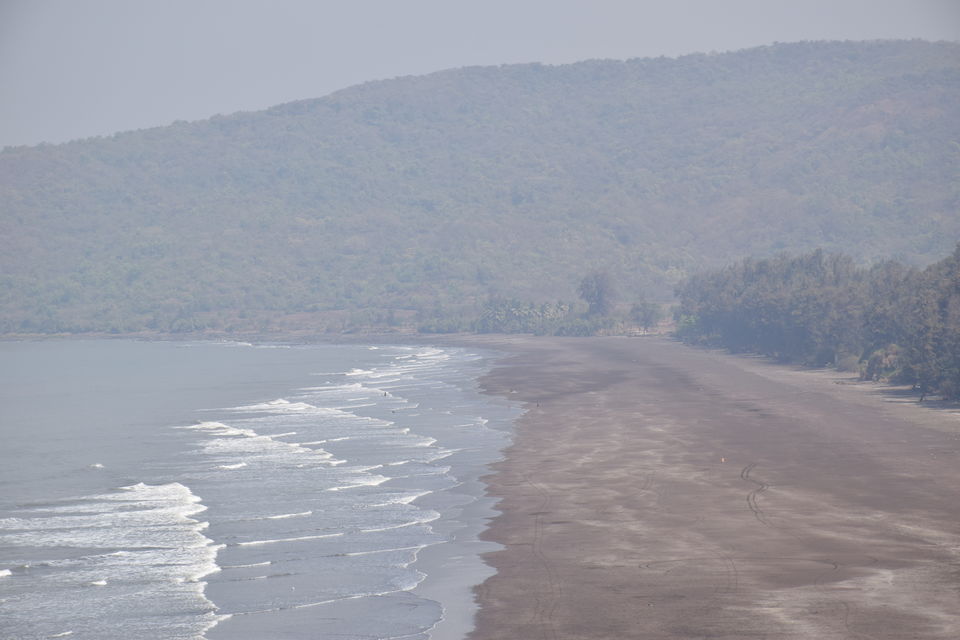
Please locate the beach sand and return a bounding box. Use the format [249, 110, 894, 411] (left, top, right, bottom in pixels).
[461, 336, 960, 640]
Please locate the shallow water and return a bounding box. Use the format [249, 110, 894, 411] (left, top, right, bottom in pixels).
[0, 340, 514, 640]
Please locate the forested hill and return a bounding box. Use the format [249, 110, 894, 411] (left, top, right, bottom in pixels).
[2, 40, 959, 333]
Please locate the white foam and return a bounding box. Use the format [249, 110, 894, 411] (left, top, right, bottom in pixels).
[0, 569, 10, 577]
[327, 475, 389, 492]
[181, 420, 345, 469]
[360, 513, 439, 533]
[226, 398, 320, 412]
[215, 340, 253, 347]
[1, 482, 211, 539]
[362, 370, 410, 380]
[236, 533, 344, 546]
[222, 561, 271, 569]
[343, 545, 426, 557]
[88, 463, 104, 469]
[265, 510, 312, 520]
[426, 449, 459, 462]
[179, 421, 257, 438]
[0, 482, 223, 637]
[299, 382, 369, 394]
[239, 578, 429, 614]
[139, 343, 502, 639]
[369, 491, 433, 507]
[48, 632, 74, 638]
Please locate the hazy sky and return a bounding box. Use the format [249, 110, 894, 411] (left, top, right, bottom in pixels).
[1, 0, 958, 148]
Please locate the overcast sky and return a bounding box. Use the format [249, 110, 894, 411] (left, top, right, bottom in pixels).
[1, 0, 958, 149]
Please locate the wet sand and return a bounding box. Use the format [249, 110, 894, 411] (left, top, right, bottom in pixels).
[463, 336, 960, 640]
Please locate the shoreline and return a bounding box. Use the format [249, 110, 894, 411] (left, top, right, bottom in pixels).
[408, 346, 518, 640]
[0, 337, 514, 640]
[460, 335, 960, 639]
[411, 482, 504, 640]
[6, 332, 958, 638]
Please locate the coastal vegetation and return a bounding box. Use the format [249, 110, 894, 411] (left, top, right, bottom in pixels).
[675, 245, 960, 400]
[1, 40, 958, 334]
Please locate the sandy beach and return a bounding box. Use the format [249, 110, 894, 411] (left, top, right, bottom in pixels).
[461, 336, 960, 640]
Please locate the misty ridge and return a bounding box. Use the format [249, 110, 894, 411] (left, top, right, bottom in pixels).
[1, 39, 958, 339]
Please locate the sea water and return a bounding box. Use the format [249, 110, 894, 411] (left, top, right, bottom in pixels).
[0, 340, 515, 640]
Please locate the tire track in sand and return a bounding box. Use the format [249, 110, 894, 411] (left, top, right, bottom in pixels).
[521, 472, 561, 640]
[740, 463, 771, 526]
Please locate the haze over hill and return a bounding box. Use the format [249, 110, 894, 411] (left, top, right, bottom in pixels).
[2, 40, 958, 333]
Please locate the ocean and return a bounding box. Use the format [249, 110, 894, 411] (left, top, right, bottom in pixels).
[0, 339, 515, 640]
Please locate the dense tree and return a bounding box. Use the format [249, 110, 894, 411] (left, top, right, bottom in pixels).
[578, 272, 617, 317]
[676, 245, 960, 400]
[473, 298, 573, 334]
[630, 300, 663, 332]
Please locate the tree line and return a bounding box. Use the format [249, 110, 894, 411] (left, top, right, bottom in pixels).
[675, 245, 960, 401]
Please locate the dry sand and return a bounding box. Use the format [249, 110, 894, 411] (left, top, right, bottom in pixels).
[460, 336, 960, 640]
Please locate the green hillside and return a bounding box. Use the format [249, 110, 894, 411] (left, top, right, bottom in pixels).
[2, 40, 958, 333]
